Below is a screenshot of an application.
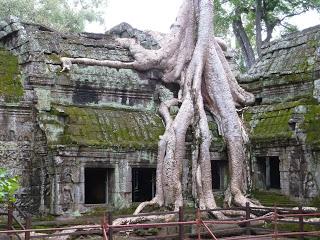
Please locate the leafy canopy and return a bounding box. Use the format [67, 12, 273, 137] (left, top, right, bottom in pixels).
[0, 168, 19, 203]
[0, 0, 107, 32]
[213, 0, 320, 68]
[214, 0, 320, 40]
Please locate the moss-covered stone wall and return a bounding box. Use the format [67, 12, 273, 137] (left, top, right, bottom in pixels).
[42, 105, 165, 150]
[244, 104, 294, 143]
[0, 48, 23, 102]
[239, 25, 320, 105]
[240, 25, 320, 199]
[301, 104, 320, 149]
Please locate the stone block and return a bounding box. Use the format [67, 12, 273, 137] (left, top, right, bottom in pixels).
[313, 79, 320, 102]
[35, 88, 51, 111]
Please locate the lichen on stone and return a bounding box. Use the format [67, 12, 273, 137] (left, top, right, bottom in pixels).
[35, 88, 51, 111]
[314, 79, 320, 102]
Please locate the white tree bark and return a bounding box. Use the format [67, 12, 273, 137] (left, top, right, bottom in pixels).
[61, 0, 259, 219]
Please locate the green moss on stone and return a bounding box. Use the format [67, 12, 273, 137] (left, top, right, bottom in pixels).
[208, 121, 225, 150]
[50, 105, 165, 150]
[301, 105, 320, 148]
[0, 48, 23, 102]
[246, 100, 320, 147]
[307, 39, 320, 48]
[46, 53, 61, 63]
[255, 109, 292, 140]
[244, 103, 295, 143]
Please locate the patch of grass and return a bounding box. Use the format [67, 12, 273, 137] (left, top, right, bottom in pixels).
[82, 206, 109, 217]
[33, 215, 56, 222]
[134, 227, 160, 236]
[265, 222, 320, 239]
[251, 190, 298, 207]
[214, 194, 224, 207]
[113, 204, 140, 216]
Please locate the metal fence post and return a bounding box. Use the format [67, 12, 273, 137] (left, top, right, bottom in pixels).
[179, 206, 184, 240]
[107, 211, 113, 240]
[196, 208, 201, 240]
[299, 205, 304, 240]
[7, 203, 13, 232]
[274, 205, 278, 240]
[25, 214, 31, 240]
[245, 202, 251, 235]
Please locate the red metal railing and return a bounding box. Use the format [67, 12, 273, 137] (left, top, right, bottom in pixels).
[0, 204, 319, 239]
[100, 204, 320, 240]
[1, 203, 32, 240]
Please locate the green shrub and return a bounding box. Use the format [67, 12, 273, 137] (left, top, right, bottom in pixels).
[0, 168, 19, 203]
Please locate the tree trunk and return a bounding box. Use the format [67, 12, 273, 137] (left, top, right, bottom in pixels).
[61, 0, 259, 219]
[232, 14, 256, 69]
[263, 20, 277, 46]
[255, 0, 263, 57]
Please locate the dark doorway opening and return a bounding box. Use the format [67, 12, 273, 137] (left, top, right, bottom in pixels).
[211, 160, 228, 190]
[85, 168, 113, 204]
[270, 157, 281, 189]
[256, 156, 280, 190]
[132, 168, 156, 202]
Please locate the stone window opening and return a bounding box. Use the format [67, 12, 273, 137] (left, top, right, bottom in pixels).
[211, 160, 228, 190]
[85, 168, 114, 204]
[257, 156, 281, 190]
[288, 119, 296, 131]
[255, 97, 263, 105]
[132, 168, 156, 202]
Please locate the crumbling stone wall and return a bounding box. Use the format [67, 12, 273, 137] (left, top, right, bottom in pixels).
[1, 16, 320, 216]
[0, 17, 167, 215]
[241, 25, 320, 200]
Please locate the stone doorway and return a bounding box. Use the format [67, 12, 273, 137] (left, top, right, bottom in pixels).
[211, 160, 228, 190]
[257, 156, 281, 190]
[85, 168, 113, 204]
[132, 168, 156, 202]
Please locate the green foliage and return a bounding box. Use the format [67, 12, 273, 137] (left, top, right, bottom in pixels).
[215, 0, 320, 38]
[0, 168, 19, 203]
[214, 0, 320, 66]
[213, 0, 232, 36]
[0, 0, 107, 32]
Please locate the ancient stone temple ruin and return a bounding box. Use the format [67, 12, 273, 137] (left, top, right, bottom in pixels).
[0, 17, 319, 215]
[0, 18, 167, 215]
[240, 26, 320, 199]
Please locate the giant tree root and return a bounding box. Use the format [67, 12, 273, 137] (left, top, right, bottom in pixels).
[61, 0, 258, 219]
[113, 213, 175, 226]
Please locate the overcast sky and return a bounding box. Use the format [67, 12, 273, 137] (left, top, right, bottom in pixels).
[85, 0, 320, 35]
